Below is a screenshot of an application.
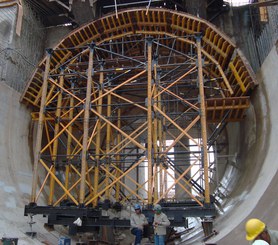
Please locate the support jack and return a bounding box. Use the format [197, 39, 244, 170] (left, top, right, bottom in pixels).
[26, 214, 37, 238]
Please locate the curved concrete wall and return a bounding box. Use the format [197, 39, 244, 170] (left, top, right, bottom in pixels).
[208, 44, 278, 244]
[1, 41, 277, 245]
[0, 83, 64, 244]
[0, 83, 32, 240]
[2, 46, 276, 245]
[0, 4, 276, 244]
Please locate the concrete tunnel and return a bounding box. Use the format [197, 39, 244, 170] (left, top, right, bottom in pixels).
[0, 1, 278, 244]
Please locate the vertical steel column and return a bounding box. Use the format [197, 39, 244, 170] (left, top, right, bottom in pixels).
[93, 62, 104, 207]
[162, 105, 167, 198]
[147, 37, 153, 204]
[65, 82, 74, 199]
[79, 44, 94, 205]
[115, 108, 121, 201]
[105, 83, 112, 199]
[196, 34, 210, 204]
[30, 49, 52, 204]
[157, 68, 164, 197]
[153, 64, 158, 202]
[49, 68, 65, 205]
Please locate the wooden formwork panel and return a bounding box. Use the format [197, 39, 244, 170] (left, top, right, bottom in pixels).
[21, 8, 256, 112]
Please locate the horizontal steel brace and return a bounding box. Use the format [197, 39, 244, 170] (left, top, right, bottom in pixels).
[24, 204, 216, 229]
[24, 205, 101, 217]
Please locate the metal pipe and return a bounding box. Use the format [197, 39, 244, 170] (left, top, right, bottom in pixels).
[114, 0, 118, 18]
[93, 64, 104, 206]
[49, 69, 65, 205]
[103, 0, 163, 8]
[146, 0, 152, 15]
[115, 108, 121, 201]
[105, 90, 112, 199]
[30, 49, 52, 203]
[157, 70, 164, 197]
[79, 45, 94, 205]
[65, 83, 75, 199]
[196, 35, 210, 204]
[153, 63, 159, 202]
[147, 37, 153, 204]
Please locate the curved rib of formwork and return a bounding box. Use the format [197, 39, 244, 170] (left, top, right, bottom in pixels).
[21, 8, 257, 233]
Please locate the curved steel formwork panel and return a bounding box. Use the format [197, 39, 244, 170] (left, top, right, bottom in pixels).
[21, 8, 257, 222]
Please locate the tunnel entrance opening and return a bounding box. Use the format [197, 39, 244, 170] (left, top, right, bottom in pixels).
[21, 7, 257, 239]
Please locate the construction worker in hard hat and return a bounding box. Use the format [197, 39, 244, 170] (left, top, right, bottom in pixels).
[245, 218, 278, 244]
[130, 204, 148, 245]
[153, 204, 170, 245]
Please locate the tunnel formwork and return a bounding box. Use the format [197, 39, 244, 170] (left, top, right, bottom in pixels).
[21, 8, 257, 233]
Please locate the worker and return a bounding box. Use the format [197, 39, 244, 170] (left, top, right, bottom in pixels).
[245, 218, 278, 244]
[130, 204, 148, 245]
[153, 204, 170, 245]
[253, 240, 270, 245]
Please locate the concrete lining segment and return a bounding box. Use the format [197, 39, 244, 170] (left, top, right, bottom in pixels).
[0, 82, 65, 244]
[206, 45, 278, 245]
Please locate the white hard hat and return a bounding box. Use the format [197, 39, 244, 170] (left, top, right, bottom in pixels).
[253, 240, 270, 245]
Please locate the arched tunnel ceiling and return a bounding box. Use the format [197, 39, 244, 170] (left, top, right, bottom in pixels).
[21, 8, 257, 123]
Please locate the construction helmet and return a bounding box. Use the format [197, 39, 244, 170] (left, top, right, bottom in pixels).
[134, 204, 141, 210]
[253, 240, 269, 245]
[245, 218, 266, 241]
[153, 204, 162, 211]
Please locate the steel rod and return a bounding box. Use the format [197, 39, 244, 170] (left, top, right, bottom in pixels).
[153, 63, 159, 202]
[105, 90, 112, 199]
[65, 90, 74, 200]
[196, 35, 210, 204]
[93, 64, 104, 207]
[147, 37, 153, 204]
[30, 50, 52, 203]
[115, 108, 121, 201]
[79, 45, 94, 205]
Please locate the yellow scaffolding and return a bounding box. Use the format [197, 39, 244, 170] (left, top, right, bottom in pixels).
[22, 8, 256, 208]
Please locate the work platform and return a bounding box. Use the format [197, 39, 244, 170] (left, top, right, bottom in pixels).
[25, 201, 216, 235]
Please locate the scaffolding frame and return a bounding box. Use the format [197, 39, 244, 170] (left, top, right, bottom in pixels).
[22, 8, 257, 232]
